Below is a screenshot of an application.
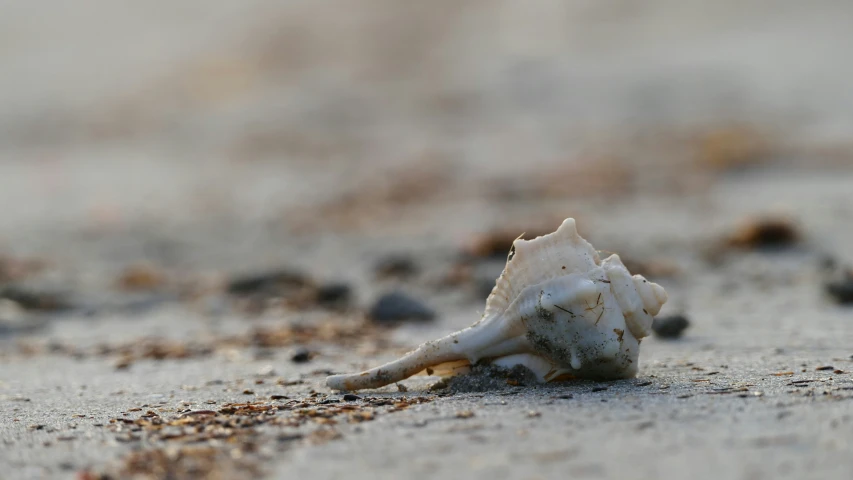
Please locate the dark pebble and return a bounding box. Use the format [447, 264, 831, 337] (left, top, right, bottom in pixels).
[291, 348, 312, 363]
[368, 291, 436, 325]
[315, 283, 352, 309]
[343, 394, 361, 401]
[227, 268, 309, 295]
[652, 314, 690, 339]
[374, 255, 419, 279]
[591, 386, 608, 392]
[277, 433, 304, 443]
[825, 271, 853, 305]
[727, 217, 800, 250]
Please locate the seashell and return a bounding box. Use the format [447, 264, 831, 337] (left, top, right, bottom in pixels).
[326, 218, 668, 391]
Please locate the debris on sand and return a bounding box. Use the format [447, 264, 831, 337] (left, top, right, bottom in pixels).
[227, 268, 312, 296]
[226, 268, 353, 312]
[652, 315, 691, 339]
[697, 124, 771, 172]
[91, 395, 433, 480]
[824, 269, 853, 305]
[19, 318, 389, 367]
[314, 283, 352, 310]
[115, 263, 166, 291]
[0, 255, 47, 284]
[84, 445, 262, 480]
[0, 299, 46, 335]
[373, 254, 419, 280]
[726, 216, 800, 250]
[290, 348, 312, 363]
[368, 291, 436, 325]
[0, 286, 71, 312]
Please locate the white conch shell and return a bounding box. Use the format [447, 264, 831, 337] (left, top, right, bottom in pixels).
[327, 218, 667, 390]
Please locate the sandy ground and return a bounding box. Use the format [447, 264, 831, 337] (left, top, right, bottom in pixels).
[3, 168, 853, 480]
[3, 2, 853, 480]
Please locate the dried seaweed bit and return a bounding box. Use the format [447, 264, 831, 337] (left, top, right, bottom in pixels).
[652, 315, 690, 339]
[373, 255, 419, 280]
[114, 356, 133, 370]
[307, 428, 342, 445]
[726, 216, 800, 250]
[368, 291, 436, 325]
[19, 317, 387, 363]
[697, 125, 770, 172]
[226, 268, 311, 296]
[314, 283, 352, 310]
[115, 263, 166, 291]
[101, 445, 263, 480]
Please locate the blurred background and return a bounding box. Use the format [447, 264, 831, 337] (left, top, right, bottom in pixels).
[2, 0, 853, 322]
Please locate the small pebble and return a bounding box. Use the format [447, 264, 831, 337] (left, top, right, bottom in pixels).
[291, 349, 311, 363]
[825, 271, 853, 305]
[343, 394, 361, 402]
[727, 217, 800, 250]
[368, 291, 436, 325]
[652, 314, 690, 339]
[226, 268, 309, 295]
[315, 283, 352, 310]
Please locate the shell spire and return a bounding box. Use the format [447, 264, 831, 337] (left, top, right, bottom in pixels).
[482, 218, 600, 320]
